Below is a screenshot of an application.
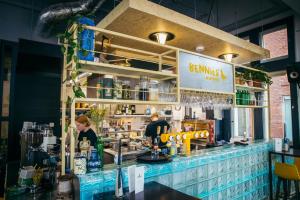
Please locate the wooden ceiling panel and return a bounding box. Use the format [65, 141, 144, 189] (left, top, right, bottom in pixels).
[97, 0, 270, 64]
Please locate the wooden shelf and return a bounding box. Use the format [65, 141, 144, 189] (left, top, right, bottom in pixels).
[235, 105, 268, 108]
[235, 84, 267, 91]
[75, 108, 90, 111]
[110, 114, 172, 118]
[77, 60, 178, 80]
[96, 0, 270, 64]
[74, 98, 179, 105]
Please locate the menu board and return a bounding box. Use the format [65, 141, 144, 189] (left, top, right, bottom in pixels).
[179, 51, 234, 93]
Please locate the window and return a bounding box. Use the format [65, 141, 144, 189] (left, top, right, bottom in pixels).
[234, 108, 253, 138]
[261, 26, 288, 61]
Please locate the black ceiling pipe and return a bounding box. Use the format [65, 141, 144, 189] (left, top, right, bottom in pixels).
[35, 0, 106, 37]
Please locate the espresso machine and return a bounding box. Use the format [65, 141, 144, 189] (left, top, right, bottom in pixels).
[20, 122, 57, 167]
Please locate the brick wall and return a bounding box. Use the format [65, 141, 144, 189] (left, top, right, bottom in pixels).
[263, 28, 288, 59]
[269, 74, 290, 138]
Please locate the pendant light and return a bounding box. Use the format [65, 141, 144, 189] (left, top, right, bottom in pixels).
[149, 32, 175, 45]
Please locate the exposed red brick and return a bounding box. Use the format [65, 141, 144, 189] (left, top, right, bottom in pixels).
[269, 74, 290, 138]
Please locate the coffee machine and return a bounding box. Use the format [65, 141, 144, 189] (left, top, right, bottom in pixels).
[20, 122, 57, 167]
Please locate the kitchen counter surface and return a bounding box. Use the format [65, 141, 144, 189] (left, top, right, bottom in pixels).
[94, 181, 200, 200]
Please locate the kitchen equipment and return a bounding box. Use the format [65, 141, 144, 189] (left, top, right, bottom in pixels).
[20, 123, 48, 166]
[111, 141, 118, 151]
[129, 143, 136, 151]
[137, 152, 172, 164]
[58, 175, 72, 195]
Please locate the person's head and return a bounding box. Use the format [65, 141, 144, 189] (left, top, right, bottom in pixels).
[75, 115, 91, 132]
[150, 113, 159, 121]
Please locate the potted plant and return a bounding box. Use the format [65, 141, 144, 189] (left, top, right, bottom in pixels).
[235, 72, 245, 85]
[251, 71, 272, 88]
[242, 69, 253, 87]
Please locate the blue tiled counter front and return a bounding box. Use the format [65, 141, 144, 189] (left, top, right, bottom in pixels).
[77, 141, 272, 200]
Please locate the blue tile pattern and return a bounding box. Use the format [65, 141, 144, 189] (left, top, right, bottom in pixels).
[78, 141, 272, 200]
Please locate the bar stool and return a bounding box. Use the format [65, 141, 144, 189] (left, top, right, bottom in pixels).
[274, 162, 300, 200]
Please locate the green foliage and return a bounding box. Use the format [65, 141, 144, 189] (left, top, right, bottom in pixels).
[251, 70, 273, 85]
[238, 66, 272, 85]
[57, 15, 93, 133]
[87, 107, 107, 135]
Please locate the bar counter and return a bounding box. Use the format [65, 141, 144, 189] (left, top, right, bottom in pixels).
[74, 141, 272, 200]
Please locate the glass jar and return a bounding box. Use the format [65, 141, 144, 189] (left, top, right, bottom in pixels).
[103, 75, 114, 99]
[149, 80, 159, 101]
[122, 80, 131, 100]
[96, 79, 103, 98]
[134, 84, 140, 100]
[113, 78, 123, 99]
[139, 75, 149, 101]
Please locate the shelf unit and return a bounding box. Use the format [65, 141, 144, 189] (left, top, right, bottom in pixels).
[233, 64, 270, 141]
[61, 24, 180, 174]
[77, 60, 178, 80]
[234, 65, 270, 109]
[74, 98, 178, 105]
[109, 114, 172, 118]
[235, 105, 268, 108]
[235, 84, 267, 92]
[60, 24, 271, 175]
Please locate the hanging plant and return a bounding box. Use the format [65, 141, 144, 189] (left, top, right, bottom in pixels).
[58, 15, 94, 132]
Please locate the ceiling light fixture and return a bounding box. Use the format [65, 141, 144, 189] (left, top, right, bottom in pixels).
[149, 32, 175, 45]
[195, 45, 205, 52]
[218, 53, 239, 63]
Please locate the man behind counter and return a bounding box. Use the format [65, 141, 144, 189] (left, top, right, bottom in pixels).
[145, 113, 170, 147]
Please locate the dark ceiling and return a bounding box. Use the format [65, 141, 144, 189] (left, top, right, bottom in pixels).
[0, 0, 294, 35]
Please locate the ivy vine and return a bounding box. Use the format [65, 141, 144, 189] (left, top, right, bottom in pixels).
[57, 15, 92, 132]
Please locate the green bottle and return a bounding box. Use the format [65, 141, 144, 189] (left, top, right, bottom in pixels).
[236, 90, 240, 105]
[96, 136, 104, 168]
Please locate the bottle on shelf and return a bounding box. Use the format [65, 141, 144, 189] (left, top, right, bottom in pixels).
[241, 90, 246, 105]
[134, 84, 140, 100]
[139, 75, 149, 101]
[113, 78, 123, 100]
[250, 92, 256, 105]
[152, 137, 159, 160]
[125, 104, 129, 115]
[97, 79, 103, 99]
[236, 90, 240, 105]
[170, 138, 177, 157]
[149, 80, 159, 101]
[130, 105, 136, 114]
[122, 80, 131, 100]
[103, 75, 114, 99]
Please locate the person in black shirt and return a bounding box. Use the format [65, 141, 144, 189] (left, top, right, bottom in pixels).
[76, 115, 97, 150]
[145, 113, 170, 147]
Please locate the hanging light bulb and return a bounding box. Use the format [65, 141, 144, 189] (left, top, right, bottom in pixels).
[155, 32, 168, 45]
[149, 32, 175, 45]
[218, 53, 239, 62]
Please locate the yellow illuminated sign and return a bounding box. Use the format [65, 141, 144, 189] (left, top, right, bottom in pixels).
[189, 63, 227, 81]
